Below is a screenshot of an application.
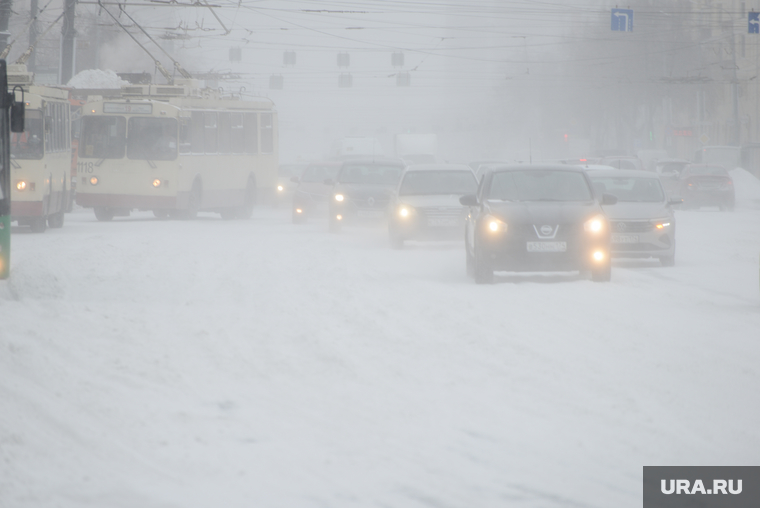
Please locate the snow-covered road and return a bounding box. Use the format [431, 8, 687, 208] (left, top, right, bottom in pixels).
[2, 183, 759, 507]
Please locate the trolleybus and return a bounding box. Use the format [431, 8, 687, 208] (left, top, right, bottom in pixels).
[8, 64, 71, 232]
[76, 80, 278, 220]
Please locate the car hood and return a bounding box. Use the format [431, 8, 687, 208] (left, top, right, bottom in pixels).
[485, 200, 602, 224]
[333, 183, 396, 200]
[397, 194, 466, 208]
[601, 202, 671, 220]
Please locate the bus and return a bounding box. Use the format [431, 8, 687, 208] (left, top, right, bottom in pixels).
[8, 64, 71, 232]
[1, 59, 27, 279]
[75, 80, 278, 220]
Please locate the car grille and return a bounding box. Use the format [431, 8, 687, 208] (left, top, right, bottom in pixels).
[610, 221, 652, 233]
[417, 206, 463, 220]
[350, 197, 389, 208]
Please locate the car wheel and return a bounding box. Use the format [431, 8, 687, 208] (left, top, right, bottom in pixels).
[591, 261, 611, 282]
[389, 226, 404, 249]
[94, 207, 114, 222]
[292, 208, 306, 224]
[659, 255, 675, 267]
[473, 237, 493, 284]
[465, 236, 474, 277]
[328, 215, 342, 233]
[48, 210, 65, 229]
[220, 208, 237, 220]
[153, 209, 170, 219]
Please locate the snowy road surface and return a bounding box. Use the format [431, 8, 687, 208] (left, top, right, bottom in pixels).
[2, 188, 759, 507]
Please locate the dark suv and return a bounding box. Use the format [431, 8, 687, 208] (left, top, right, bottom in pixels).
[460, 165, 615, 284]
[326, 159, 405, 233]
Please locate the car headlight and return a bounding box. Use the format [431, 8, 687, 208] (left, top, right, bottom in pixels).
[398, 205, 415, 218]
[584, 214, 606, 233]
[277, 185, 284, 192]
[334, 194, 344, 202]
[484, 214, 507, 233]
[652, 219, 672, 229]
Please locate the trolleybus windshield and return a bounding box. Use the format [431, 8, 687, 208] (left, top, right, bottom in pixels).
[10, 110, 43, 159]
[127, 117, 178, 161]
[81, 116, 126, 159]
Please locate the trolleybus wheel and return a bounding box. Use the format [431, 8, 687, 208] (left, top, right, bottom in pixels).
[184, 181, 202, 220]
[94, 207, 114, 222]
[220, 208, 237, 220]
[236, 178, 256, 219]
[48, 210, 65, 229]
[30, 216, 47, 233]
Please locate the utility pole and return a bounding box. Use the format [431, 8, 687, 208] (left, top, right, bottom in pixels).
[29, 0, 38, 71]
[0, 0, 12, 53]
[60, 0, 76, 84]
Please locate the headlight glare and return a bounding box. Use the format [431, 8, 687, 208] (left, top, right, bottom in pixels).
[277, 185, 284, 192]
[484, 215, 507, 233]
[152, 179, 162, 188]
[16, 181, 26, 191]
[89, 176, 99, 186]
[398, 205, 414, 218]
[334, 194, 344, 202]
[653, 219, 672, 229]
[584, 215, 606, 233]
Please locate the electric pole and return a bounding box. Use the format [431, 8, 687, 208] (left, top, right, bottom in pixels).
[0, 0, 12, 54]
[60, 0, 76, 84]
[29, 0, 38, 71]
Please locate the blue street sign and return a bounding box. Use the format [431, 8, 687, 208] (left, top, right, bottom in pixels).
[611, 8, 634, 32]
[750, 12, 760, 34]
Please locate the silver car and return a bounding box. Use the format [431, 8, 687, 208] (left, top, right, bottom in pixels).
[388, 164, 478, 249]
[586, 169, 680, 266]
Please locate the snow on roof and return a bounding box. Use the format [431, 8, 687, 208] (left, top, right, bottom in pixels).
[67, 69, 129, 89]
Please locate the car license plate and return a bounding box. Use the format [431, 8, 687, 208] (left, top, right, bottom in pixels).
[428, 218, 458, 227]
[526, 241, 567, 252]
[357, 210, 384, 219]
[611, 234, 639, 244]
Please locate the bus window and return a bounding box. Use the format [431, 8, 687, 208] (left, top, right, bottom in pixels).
[218, 112, 231, 154]
[81, 116, 126, 159]
[261, 113, 273, 154]
[204, 112, 218, 153]
[127, 117, 178, 161]
[230, 113, 244, 153]
[10, 109, 44, 159]
[244, 113, 258, 154]
[179, 118, 191, 154]
[191, 112, 204, 153]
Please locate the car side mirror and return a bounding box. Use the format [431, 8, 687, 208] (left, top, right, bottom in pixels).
[668, 198, 683, 206]
[601, 193, 618, 205]
[323, 178, 334, 186]
[459, 194, 479, 206]
[290, 176, 300, 183]
[10, 101, 24, 133]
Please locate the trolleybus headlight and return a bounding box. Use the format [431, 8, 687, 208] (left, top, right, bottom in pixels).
[398, 205, 415, 218]
[16, 181, 26, 191]
[152, 179, 162, 188]
[277, 185, 284, 192]
[334, 194, 344, 202]
[593, 250, 606, 262]
[90, 176, 99, 186]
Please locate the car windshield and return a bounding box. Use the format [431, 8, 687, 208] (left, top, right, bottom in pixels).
[301, 164, 340, 183]
[279, 164, 307, 178]
[10, 110, 44, 159]
[589, 177, 665, 202]
[338, 164, 402, 185]
[488, 170, 593, 202]
[604, 159, 640, 170]
[127, 117, 178, 161]
[81, 116, 126, 159]
[399, 170, 477, 196]
[658, 162, 687, 174]
[703, 148, 739, 169]
[688, 166, 728, 176]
